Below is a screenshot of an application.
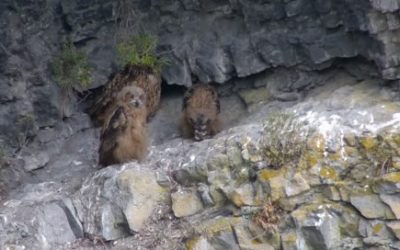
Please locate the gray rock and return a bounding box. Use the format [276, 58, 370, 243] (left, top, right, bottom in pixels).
[387, 221, 400, 240]
[187, 237, 216, 250]
[171, 188, 204, 218]
[36, 202, 79, 246]
[371, 0, 400, 12]
[358, 219, 393, 239]
[380, 194, 400, 219]
[209, 231, 240, 250]
[350, 194, 395, 219]
[291, 205, 341, 250]
[73, 165, 166, 239]
[233, 224, 274, 250]
[0, 183, 82, 249]
[23, 151, 49, 171]
[284, 173, 310, 197]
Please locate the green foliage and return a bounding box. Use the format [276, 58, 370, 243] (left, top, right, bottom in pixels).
[116, 34, 168, 72]
[16, 112, 36, 149]
[52, 42, 92, 93]
[263, 112, 311, 168]
[0, 146, 5, 168]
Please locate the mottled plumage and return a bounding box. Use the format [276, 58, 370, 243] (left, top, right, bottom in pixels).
[99, 86, 148, 166]
[180, 84, 221, 141]
[88, 65, 161, 126]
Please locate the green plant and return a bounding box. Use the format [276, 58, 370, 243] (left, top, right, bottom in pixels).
[263, 112, 311, 168]
[0, 146, 5, 168]
[16, 112, 35, 149]
[52, 42, 91, 117]
[116, 34, 168, 72]
[53, 42, 91, 92]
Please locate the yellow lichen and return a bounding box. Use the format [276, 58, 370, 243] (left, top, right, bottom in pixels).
[344, 146, 358, 156]
[195, 217, 242, 236]
[283, 234, 297, 242]
[359, 136, 377, 151]
[307, 133, 326, 152]
[382, 172, 400, 182]
[320, 166, 337, 180]
[372, 223, 383, 234]
[185, 237, 201, 250]
[305, 152, 320, 168]
[258, 169, 281, 182]
[393, 134, 400, 146]
[328, 152, 341, 161]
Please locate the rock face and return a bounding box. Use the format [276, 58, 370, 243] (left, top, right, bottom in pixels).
[1, 69, 400, 249]
[2, 1, 400, 249]
[1, 0, 400, 149]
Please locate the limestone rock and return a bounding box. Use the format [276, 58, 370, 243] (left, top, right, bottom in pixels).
[387, 221, 400, 240]
[117, 169, 165, 232]
[238, 87, 272, 107]
[233, 224, 274, 250]
[186, 237, 216, 250]
[23, 151, 49, 171]
[223, 183, 255, 207]
[285, 173, 310, 197]
[73, 165, 166, 239]
[0, 183, 82, 249]
[358, 219, 393, 239]
[291, 205, 341, 250]
[375, 172, 400, 194]
[380, 194, 400, 219]
[350, 194, 395, 219]
[171, 188, 203, 218]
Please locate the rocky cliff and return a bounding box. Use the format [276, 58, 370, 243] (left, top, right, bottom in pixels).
[1, 0, 400, 249]
[1, 0, 400, 148]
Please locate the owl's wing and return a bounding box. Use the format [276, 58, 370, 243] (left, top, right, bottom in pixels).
[182, 87, 195, 111]
[100, 106, 127, 154]
[204, 85, 221, 114]
[88, 71, 126, 120]
[210, 87, 220, 114]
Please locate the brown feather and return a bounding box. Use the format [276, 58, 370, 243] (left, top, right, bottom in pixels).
[88, 65, 161, 126]
[180, 84, 222, 140]
[99, 86, 148, 166]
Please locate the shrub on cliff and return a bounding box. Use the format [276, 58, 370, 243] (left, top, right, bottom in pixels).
[52, 42, 92, 118]
[116, 34, 168, 72]
[263, 112, 311, 168]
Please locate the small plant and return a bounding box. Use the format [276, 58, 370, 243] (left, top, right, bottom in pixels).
[0, 146, 6, 168]
[253, 201, 282, 231]
[15, 112, 35, 149]
[52, 42, 91, 117]
[263, 112, 311, 168]
[116, 34, 168, 72]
